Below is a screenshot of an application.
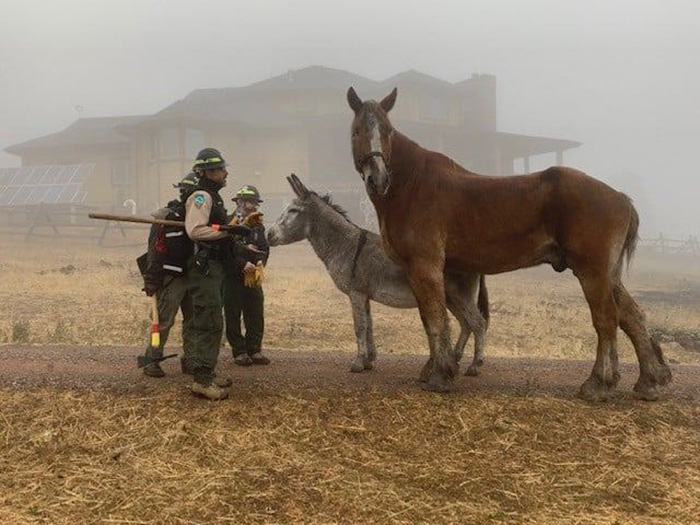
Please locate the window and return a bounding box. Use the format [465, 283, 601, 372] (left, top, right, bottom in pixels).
[185, 128, 205, 159]
[160, 127, 179, 159]
[111, 159, 130, 185]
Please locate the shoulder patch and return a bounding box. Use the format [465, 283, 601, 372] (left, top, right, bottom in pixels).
[193, 194, 206, 208]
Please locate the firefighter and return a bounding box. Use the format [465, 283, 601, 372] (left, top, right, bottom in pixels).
[184, 148, 250, 400]
[138, 172, 198, 377]
[223, 185, 270, 366]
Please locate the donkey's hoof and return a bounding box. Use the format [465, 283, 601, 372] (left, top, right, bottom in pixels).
[656, 363, 673, 386]
[363, 361, 374, 371]
[422, 379, 454, 393]
[577, 377, 613, 403]
[350, 361, 365, 373]
[464, 365, 479, 377]
[422, 371, 455, 393]
[419, 362, 434, 383]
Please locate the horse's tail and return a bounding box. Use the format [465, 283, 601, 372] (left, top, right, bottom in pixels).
[622, 196, 640, 272]
[478, 275, 490, 329]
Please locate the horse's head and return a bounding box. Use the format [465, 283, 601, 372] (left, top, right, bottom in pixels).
[266, 174, 314, 246]
[347, 86, 397, 197]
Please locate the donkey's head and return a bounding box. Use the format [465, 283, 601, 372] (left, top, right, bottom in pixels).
[266, 174, 315, 246]
[347, 87, 397, 197]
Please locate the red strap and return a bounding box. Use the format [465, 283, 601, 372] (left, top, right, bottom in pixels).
[211, 224, 221, 231]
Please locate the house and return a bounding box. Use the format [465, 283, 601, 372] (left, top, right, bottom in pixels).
[3, 66, 580, 221]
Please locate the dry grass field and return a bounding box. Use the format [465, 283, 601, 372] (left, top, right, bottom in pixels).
[1, 230, 699, 524]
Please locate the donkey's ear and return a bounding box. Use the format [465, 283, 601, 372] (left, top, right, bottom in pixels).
[380, 88, 398, 113]
[292, 173, 310, 197]
[286, 175, 298, 196]
[289, 173, 309, 198]
[347, 86, 363, 113]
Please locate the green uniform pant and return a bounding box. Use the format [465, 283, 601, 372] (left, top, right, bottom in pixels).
[223, 277, 264, 357]
[143, 275, 193, 363]
[187, 258, 225, 385]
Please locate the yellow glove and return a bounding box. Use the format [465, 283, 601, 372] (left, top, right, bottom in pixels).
[244, 262, 264, 288]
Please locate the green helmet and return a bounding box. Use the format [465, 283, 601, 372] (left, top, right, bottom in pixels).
[233, 184, 263, 203]
[193, 147, 227, 172]
[173, 171, 199, 190]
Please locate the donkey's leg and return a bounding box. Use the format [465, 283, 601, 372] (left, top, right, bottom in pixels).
[349, 292, 372, 373]
[446, 275, 486, 377]
[577, 274, 620, 402]
[365, 300, 377, 368]
[406, 259, 456, 392]
[445, 278, 471, 364]
[614, 282, 672, 400]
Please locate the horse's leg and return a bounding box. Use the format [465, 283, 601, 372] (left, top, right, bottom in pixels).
[348, 292, 371, 373]
[406, 259, 456, 392]
[576, 273, 620, 402]
[614, 282, 672, 400]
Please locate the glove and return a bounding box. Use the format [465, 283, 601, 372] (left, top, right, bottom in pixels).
[244, 261, 264, 288]
[243, 211, 264, 227]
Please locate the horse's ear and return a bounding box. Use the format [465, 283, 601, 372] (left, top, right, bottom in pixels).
[347, 87, 363, 113]
[380, 88, 398, 113]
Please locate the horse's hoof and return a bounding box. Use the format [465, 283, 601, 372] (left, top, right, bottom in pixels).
[633, 385, 661, 402]
[464, 365, 479, 377]
[363, 361, 374, 371]
[349, 361, 365, 373]
[577, 377, 613, 403]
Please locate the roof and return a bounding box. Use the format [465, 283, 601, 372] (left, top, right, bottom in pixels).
[5, 116, 145, 154]
[0, 164, 93, 207]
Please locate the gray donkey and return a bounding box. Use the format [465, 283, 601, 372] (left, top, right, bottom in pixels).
[267, 174, 490, 377]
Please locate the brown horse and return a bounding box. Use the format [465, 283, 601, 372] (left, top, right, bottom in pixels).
[346, 86, 672, 400]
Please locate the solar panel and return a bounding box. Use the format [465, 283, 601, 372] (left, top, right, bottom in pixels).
[42, 185, 64, 204]
[10, 185, 33, 206]
[73, 190, 88, 204]
[25, 186, 49, 205]
[27, 166, 45, 185]
[39, 165, 58, 184]
[55, 167, 73, 184]
[56, 184, 79, 204]
[0, 164, 94, 208]
[0, 168, 18, 185]
[0, 187, 19, 206]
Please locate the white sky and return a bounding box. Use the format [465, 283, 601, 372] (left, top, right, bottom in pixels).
[1, 0, 698, 235]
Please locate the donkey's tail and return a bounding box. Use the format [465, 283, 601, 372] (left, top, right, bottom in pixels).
[478, 275, 490, 329]
[622, 196, 640, 272]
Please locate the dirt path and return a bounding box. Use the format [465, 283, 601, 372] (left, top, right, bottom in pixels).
[1, 345, 698, 401]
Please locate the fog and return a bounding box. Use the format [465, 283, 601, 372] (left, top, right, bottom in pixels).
[1, 0, 698, 236]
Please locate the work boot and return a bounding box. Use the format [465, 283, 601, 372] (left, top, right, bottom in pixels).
[191, 382, 229, 400]
[212, 375, 233, 388]
[250, 352, 270, 365]
[143, 362, 166, 378]
[234, 354, 253, 366]
[140, 348, 166, 377]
